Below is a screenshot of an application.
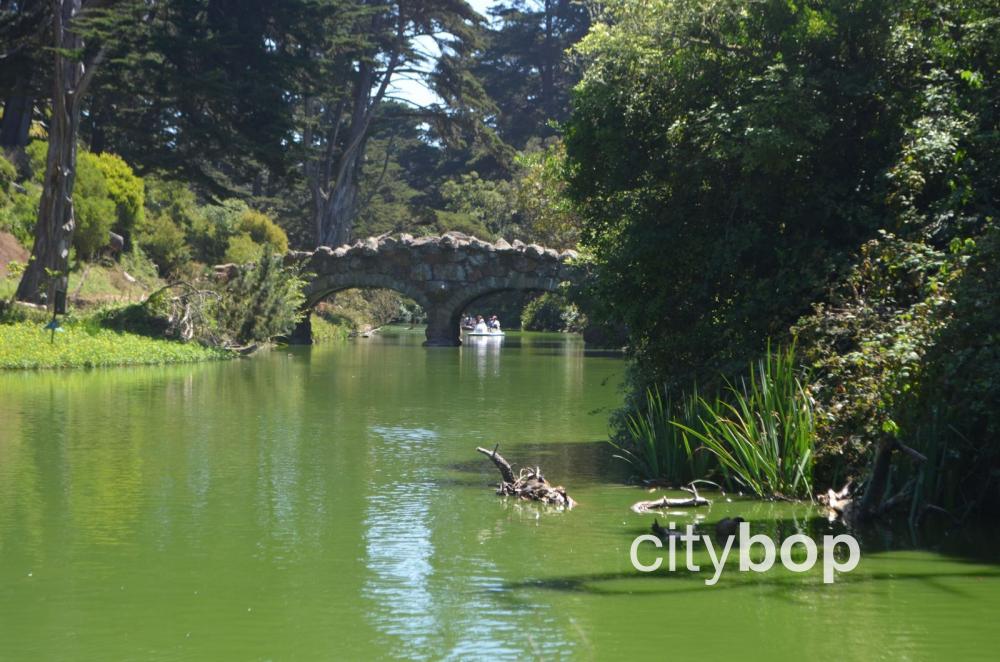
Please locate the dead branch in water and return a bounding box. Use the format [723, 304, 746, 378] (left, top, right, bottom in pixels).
[476, 445, 576, 508]
[631, 483, 711, 513]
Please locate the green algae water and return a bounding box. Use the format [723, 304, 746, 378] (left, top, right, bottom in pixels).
[1, 329, 998, 660]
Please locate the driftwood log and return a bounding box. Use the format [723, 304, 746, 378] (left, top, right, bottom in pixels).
[476, 446, 576, 508]
[631, 485, 711, 513]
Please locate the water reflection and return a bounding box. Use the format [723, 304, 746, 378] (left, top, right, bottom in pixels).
[463, 336, 504, 379]
[362, 425, 439, 655]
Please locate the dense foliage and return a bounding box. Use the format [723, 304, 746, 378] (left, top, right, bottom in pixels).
[566, 0, 997, 387]
[211, 250, 307, 346]
[568, 0, 999, 513]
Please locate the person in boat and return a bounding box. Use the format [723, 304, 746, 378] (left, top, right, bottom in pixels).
[473, 315, 490, 333]
[489, 315, 501, 332]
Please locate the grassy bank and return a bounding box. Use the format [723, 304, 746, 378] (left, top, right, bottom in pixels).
[310, 314, 350, 343]
[0, 320, 230, 369]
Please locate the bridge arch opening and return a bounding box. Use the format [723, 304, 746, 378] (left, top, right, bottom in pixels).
[314, 287, 426, 337]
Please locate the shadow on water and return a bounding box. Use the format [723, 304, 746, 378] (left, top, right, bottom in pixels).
[500, 566, 1000, 598]
[500, 511, 1000, 599]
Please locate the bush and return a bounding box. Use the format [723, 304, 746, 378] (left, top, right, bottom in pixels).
[118, 245, 163, 288]
[224, 232, 263, 264]
[237, 208, 287, 254]
[0, 180, 40, 246]
[212, 248, 306, 345]
[94, 151, 144, 241]
[138, 214, 191, 275]
[72, 151, 116, 258]
[0, 152, 15, 200]
[192, 200, 287, 265]
[793, 233, 954, 488]
[0, 152, 34, 243]
[95, 292, 172, 337]
[21, 141, 141, 258]
[521, 292, 585, 332]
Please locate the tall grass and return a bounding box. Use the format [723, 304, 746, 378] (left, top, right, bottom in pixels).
[679, 343, 815, 499]
[609, 384, 714, 485]
[611, 343, 816, 499]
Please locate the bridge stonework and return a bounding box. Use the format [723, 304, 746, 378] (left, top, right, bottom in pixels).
[287, 232, 581, 346]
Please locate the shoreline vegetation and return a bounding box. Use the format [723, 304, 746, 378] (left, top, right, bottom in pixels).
[1, 0, 996, 523]
[0, 318, 230, 369]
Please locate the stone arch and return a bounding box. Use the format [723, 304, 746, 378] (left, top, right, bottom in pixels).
[285, 233, 582, 346]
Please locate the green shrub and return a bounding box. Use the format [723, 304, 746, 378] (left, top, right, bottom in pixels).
[311, 313, 349, 343]
[0, 181, 41, 246]
[190, 200, 287, 265]
[25, 140, 46, 181]
[426, 209, 491, 239]
[21, 142, 138, 258]
[118, 245, 163, 288]
[94, 151, 144, 240]
[0, 152, 15, 200]
[520, 292, 584, 332]
[224, 232, 264, 264]
[237, 208, 287, 254]
[212, 248, 306, 345]
[521, 293, 564, 331]
[793, 233, 954, 489]
[0, 152, 31, 242]
[138, 214, 191, 275]
[72, 151, 116, 258]
[94, 293, 172, 337]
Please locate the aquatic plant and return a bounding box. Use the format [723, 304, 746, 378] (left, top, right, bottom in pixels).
[680, 344, 815, 500]
[609, 383, 714, 485]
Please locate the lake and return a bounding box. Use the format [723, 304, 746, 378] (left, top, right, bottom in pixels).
[1, 328, 997, 659]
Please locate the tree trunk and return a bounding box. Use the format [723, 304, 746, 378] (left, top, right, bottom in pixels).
[15, 0, 91, 304]
[0, 92, 33, 148]
[315, 148, 362, 247]
[307, 55, 396, 247]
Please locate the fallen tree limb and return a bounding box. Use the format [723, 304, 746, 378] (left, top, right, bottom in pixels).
[476, 446, 575, 508]
[631, 484, 711, 513]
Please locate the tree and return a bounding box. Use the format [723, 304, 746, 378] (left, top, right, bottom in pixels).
[0, 0, 49, 148]
[475, 0, 590, 148]
[298, 0, 487, 247]
[81, 0, 312, 195]
[564, 0, 901, 387]
[15, 0, 126, 303]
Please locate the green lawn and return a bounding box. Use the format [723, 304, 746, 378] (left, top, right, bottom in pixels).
[0, 320, 231, 369]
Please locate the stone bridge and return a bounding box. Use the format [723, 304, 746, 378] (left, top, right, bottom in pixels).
[287, 232, 581, 346]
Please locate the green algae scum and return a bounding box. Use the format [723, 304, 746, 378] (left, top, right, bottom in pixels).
[1, 330, 998, 659]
